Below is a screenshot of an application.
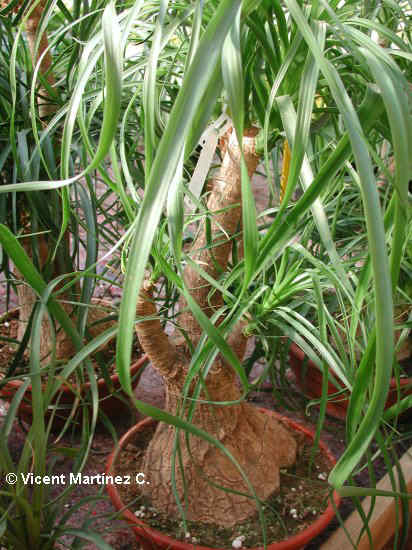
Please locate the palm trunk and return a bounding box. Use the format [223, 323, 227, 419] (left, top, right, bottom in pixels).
[15, 232, 78, 360]
[25, 0, 56, 120]
[135, 128, 297, 526]
[12, 0, 75, 359]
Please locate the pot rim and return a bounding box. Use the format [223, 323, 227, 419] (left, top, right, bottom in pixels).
[289, 341, 412, 390]
[106, 407, 340, 550]
[0, 306, 148, 393]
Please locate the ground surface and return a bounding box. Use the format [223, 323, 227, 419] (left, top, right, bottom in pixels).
[1, 311, 411, 548]
[3, 356, 402, 550]
[1, 170, 411, 549]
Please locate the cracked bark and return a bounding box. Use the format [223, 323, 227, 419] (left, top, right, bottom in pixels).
[135, 128, 297, 527]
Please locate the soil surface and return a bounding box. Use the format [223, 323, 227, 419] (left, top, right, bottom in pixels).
[1, 174, 411, 549]
[114, 419, 334, 548]
[2, 339, 412, 549]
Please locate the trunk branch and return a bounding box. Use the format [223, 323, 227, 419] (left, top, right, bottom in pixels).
[6, 0, 58, 355]
[226, 320, 248, 362]
[176, 127, 260, 346]
[137, 130, 298, 527]
[135, 283, 180, 379]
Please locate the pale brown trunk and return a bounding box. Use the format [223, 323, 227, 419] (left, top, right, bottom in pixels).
[135, 128, 297, 526]
[25, 0, 56, 120]
[176, 127, 261, 348]
[16, 281, 78, 360]
[15, 233, 79, 360]
[143, 392, 296, 526]
[17, 273, 115, 361]
[16, 276, 70, 360]
[11, 0, 72, 360]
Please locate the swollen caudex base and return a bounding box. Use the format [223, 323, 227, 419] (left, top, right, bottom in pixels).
[135, 128, 297, 527]
[141, 395, 297, 527]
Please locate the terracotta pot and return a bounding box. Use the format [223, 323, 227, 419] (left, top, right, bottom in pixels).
[106, 408, 340, 550]
[0, 308, 148, 423]
[289, 343, 412, 420]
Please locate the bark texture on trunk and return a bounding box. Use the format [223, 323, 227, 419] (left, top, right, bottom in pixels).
[24, 0, 56, 120]
[135, 128, 297, 526]
[176, 127, 261, 348]
[143, 395, 296, 526]
[10, 0, 72, 360]
[15, 234, 76, 360]
[15, 233, 111, 361]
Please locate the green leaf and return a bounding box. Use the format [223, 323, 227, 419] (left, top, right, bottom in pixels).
[0, 224, 81, 348]
[222, 8, 244, 139]
[222, 8, 258, 291]
[143, 1, 168, 177]
[285, 0, 394, 488]
[116, 0, 243, 393]
[167, 151, 184, 266]
[0, 2, 123, 194]
[277, 95, 352, 295]
[63, 529, 115, 549]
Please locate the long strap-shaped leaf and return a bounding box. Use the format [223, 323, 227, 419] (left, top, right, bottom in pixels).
[222, 10, 258, 291]
[116, 0, 242, 392]
[285, 0, 394, 489]
[277, 95, 353, 296]
[257, 86, 385, 269]
[0, 2, 122, 194]
[143, 0, 169, 177]
[0, 224, 81, 348]
[345, 49, 412, 439]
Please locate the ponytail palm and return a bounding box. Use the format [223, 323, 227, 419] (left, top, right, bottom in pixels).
[1, 0, 411, 538]
[0, 3, 136, 547]
[0, 0, 129, 359]
[116, 0, 411, 524]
